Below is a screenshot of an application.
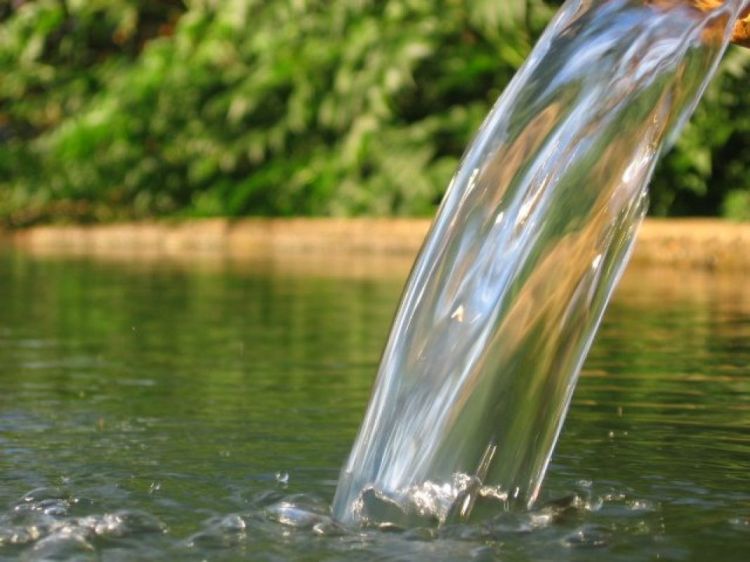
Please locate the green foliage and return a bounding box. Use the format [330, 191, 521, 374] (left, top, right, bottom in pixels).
[651, 47, 750, 218]
[0, 0, 747, 225]
[723, 190, 750, 220]
[0, 0, 182, 223]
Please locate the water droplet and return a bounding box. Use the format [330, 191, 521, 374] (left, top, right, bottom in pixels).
[275, 471, 289, 485]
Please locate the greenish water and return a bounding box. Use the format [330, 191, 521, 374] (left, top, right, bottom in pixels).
[0, 250, 747, 561]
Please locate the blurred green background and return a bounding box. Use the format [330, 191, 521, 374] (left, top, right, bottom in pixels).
[1, 0, 748, 226]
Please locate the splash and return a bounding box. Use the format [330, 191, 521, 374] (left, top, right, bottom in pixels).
[333, 0, 748, 526]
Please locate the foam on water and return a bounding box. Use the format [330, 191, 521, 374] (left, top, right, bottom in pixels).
[333, 0, 749, 526]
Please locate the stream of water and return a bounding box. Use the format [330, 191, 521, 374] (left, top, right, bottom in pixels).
[333, 0, 749, 526]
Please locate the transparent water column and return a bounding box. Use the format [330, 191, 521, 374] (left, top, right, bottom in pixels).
[333, 0, 749, 526]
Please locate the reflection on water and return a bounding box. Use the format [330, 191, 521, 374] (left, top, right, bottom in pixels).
[0, 250, 748, 560]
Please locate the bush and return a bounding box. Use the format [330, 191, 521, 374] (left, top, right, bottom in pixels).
[651, 46, 750, 218]
[0, 0, 747, 225]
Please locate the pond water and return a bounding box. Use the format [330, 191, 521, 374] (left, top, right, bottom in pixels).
[0, 249, 747, 561]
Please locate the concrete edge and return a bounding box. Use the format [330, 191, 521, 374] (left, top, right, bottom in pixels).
[3, 217, 750, 271]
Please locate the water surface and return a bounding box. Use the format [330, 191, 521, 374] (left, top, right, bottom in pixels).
[0, 250, 748, 560]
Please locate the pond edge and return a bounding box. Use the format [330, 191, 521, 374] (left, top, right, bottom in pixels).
[2, 218, 749, 271]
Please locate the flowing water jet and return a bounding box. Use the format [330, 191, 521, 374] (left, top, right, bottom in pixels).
[333, 0, 749, 527]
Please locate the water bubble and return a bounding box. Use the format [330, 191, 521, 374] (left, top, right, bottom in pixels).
[376, 522, 403, 533]
[354, 487, 416, 527]
[627, 499, 657, 512]
[275, 472, 290, 485]
[265, 497, 329, 529]
[78, 510, 167, 538]
[15, 488, 76, 518]
[186, 514, 248, 550]
[27, 530, 96, 561]
[311, 520, 348, 537]
[563, 525, 610, 548]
